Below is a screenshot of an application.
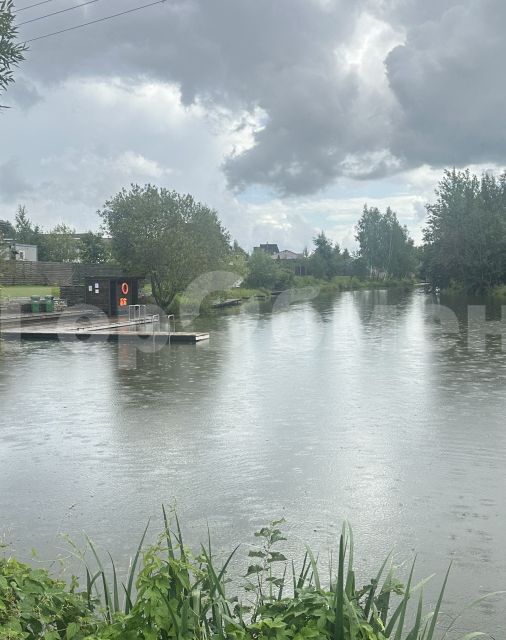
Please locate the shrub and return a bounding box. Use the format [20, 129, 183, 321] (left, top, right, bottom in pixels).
[0, 557, 95, 639]
[0, 514, 491, 640]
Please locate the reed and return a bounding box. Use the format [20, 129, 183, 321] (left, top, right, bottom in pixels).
[0, 512, 498, 640]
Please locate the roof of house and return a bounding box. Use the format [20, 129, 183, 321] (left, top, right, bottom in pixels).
[254, 243, 280, 254]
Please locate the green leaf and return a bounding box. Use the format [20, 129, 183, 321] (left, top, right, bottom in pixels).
[245, 564, 264, 576]
[267, 552, 287, 563]
[66, 622, 80, 640]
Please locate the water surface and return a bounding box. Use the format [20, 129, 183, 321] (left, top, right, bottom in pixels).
[1, 288, 505, 634]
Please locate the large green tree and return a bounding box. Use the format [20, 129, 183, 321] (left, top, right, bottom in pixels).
[245, 248, 279, 289]
[309, 231, 349, 279]
[356, 205, 415, 279]
[422, 169, 506, 293]
[40, 223, 79, 262]
[1, 0, 26, 107]
[310, 231, 334, 279]
[78, 231, 111, 264]
[99, 184, 232, 309]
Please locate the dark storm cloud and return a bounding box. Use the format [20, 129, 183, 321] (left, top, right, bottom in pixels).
[13, 0, 506, 195]
[385, 0, 506, 168]
[17, 0, 389, 195]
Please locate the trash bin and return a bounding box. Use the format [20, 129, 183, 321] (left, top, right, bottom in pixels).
[30, 296, 40, 313]
[45, 296, 54, 313]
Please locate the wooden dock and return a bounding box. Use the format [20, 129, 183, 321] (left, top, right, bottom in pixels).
[0, 313, 209, 344]
[0, 310, 84, 328]
[0, 328, 209, 344]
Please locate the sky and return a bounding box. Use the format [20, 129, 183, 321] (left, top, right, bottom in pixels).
[1, 0, 505, 251]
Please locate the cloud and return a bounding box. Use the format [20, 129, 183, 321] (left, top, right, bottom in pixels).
[386, 0, 506, 168]
[3, 75, 42, 110]
[5, 0, 506, 244]
[17, 0, 399, 195]
[0, 158, 33, 202]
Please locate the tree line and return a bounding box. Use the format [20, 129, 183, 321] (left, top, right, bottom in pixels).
[1, 185, 419, 309]
[0, 206, 111, 263]
[245, 208, 416, 293]
[421, 168, 506, 293]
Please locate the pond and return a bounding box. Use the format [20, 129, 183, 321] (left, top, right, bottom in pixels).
[1, 287, 505, 635]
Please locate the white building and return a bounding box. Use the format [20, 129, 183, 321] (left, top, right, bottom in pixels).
[0, 240, 38, 261]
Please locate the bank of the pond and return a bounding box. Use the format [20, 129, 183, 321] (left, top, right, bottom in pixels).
[0, 516, 485, 640]
[146, 278, 416, 316]
[292, 275, 415, 293]
[207, 278, 416, 311]
[438, 282, 506, 301]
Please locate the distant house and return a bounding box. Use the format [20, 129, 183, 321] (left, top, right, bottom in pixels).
[274, 250, 304, 260]
[0, 239, 38, 261]
[254, 243, 280, 255]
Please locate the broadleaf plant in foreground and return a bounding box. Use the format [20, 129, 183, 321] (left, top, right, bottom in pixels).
[0, 511, 499, 640]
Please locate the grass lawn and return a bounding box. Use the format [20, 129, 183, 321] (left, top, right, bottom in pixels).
[0, 285, 60, 299]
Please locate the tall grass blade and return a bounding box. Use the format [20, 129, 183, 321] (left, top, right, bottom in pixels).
[345, 522, 355, 598]
[174, 512, 186, 562]
[122, 584, 133, 614]
[391, 556, 416, 640]
[377, 562, 395, 626]
[364, 551, 392, 620]
[334, 533, 345, 640]
[216, 544, 240, 586]
[86, 568, 101, 609]
[85, 535, 113, 622]
[107, 552, 120, 613]
[124, 519, 149, 614]
[297, 551, 310, 590]
[426, 564, 452, 640]
[405, 589, 424, 640]
[305, 544, 321, 591]
[162, 504, 175, 561]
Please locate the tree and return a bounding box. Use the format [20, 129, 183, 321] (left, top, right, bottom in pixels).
[0, 218, 14, 238]
[229, 239, 248, 277]
[99, 184, 232, 310]
[40, 223, 78, 262]
[310, 231, 334, 279]
[78, 231, 111, 264]
[355, 206, 386, 277]
[245, 249, 279, 289]
[1, 0, 26, 107]
[356, 205, 415, 279]
[340, 248, 354, 276]
[15, 205, 41, 245]
[422, 168, 506, 292]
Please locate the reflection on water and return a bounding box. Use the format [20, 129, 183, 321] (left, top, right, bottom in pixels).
[1, 288, 505, 634]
